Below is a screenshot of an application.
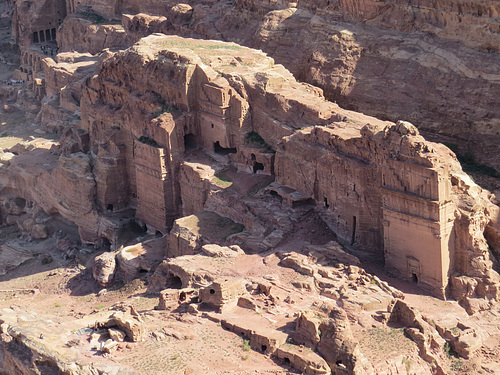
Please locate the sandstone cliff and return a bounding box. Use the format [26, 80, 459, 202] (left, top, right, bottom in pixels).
[50, 0, 500, 171]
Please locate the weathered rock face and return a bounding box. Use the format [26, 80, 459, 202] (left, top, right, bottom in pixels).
[0, 149, 104, 243]
[12, 0, 500, 171]
[242, 4, 500, 169]
[65, 0, 499, 171]
[57, 15, 129, 54]
[0, 307, 137, 375]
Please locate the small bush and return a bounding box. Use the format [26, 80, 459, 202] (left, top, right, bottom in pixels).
[401, 356, 411, 373]
[138, 136, 160, 147]
[78, 11, 106, 24]
[444, 341, 458, 358]
[242, 339, 251, 351]
[442, 142, 459, 154]
[244, 131, 275, 153]
[459, 151, 476, 165]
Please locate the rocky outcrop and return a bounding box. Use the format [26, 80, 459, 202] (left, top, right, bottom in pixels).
[3, 3, 500, 313]
[99, 305, 144, 342]
[57, 15, 130, 55]
[93, 251, 117, 286]
[4, 30, 499, 307]
[388, 300, 447, 374]
[147, 254, 219, 293]
[296, 304, 374, 374]
[167, 212, 244, 257]
[117, 236, 165, 283]
[0, 307, 139, 375]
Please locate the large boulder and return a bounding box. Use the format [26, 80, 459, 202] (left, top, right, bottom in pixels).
[93, 251, 116, 287]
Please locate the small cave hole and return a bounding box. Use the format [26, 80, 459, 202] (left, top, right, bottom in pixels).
[269, 190, 283, 203]
[168, 275, 182, 289]
[101, 238, 111, 250]
[209, 289, 215, 295]
[107, 204, 113, 212]
[179, 292, 187, 301]
[14, 197, 27, 209]
[139, 269, 148, 274]
[284, 357, 290, 364]
[351, 215, 357, 245]
[155, 230, 163, 237]
[253, 162, 264, 174]
[292, 198, 315, 208]
[214, 141, 236, 155]
[211, 123, 214, 129]
[261, 345, 267, 352]
[412, 273, 418, 283]
[251, 153, 256, 161]
[184, 133, 197, 149]
[324, 197, 329, 209]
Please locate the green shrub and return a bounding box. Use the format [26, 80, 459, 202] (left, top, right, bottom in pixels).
[138, 136, 160, 147]
[244, 131, 275, 153]
[242, 339, 251, 351]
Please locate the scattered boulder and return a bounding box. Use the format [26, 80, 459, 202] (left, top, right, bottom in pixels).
[93, 251, 117, 287]
[108, 328, 126, 343]
[201, 244, 244, 258]
[101, 338, 119, 354]
[30, 223, 48, 239]
[100, 305, 144, 342]
[280, 253, 317, 276]
[117, 237, 165, 283]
